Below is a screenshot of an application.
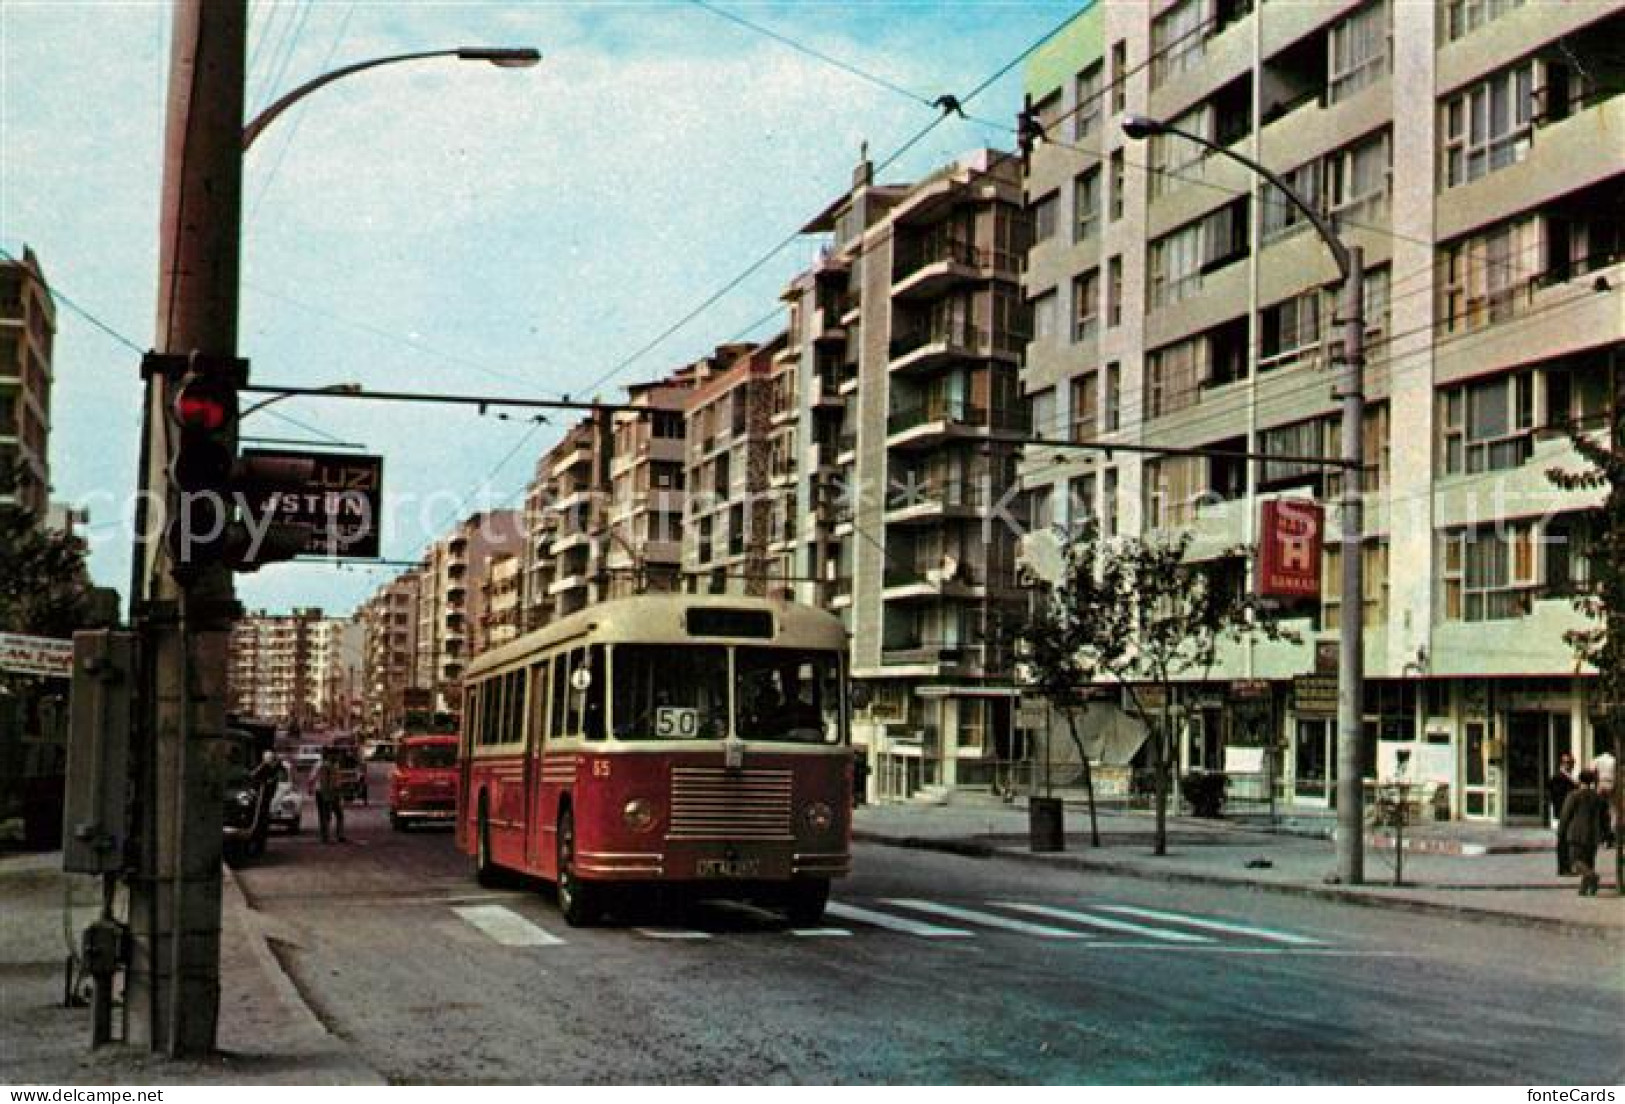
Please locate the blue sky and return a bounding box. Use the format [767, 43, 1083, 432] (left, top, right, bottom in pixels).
[1, 0, 1079, 617]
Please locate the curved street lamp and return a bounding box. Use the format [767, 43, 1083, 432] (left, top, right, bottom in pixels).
[243, 47, 542, 151]
[240, 381, 362, 420]
[1122, 113, 1369, 886]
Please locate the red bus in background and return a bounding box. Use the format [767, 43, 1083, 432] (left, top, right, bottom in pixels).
[457, 595, 851, 926]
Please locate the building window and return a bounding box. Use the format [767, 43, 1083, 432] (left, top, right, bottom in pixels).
[1443, 62, 1535, 187]
[1258, 417, 1335, 491]
[1443, 523, 1537, 622]
[1068, 472, 1096, 529]
[1106, 256, 1123, 328]
[1073, 167, 1101, 243]
[1072, 269, 1100, 343]
[1110, 41, 1127, 112]
[1322, 541, 1388, 631]
[652, 411, 684, 439]
[1075, 62, 1103, 140]
[1109, 150, 1125, 222]
[1326, 129, 1391, 226]
[1102, 467, 1119, 537]
[1071, 372, 1099, 442]
[1151, 0, 1207, 88]
[1259, 289, 1323, 372]
[1149, 221, 1202, 308]
[1149, 104, 1212, 198]
[1029, 484, 1055, 530]
[1144, 455, 1203, 529]
[1328, 0, 1388, 105]
[1104, 363, 1121, 433]
[1439, 370, 1534, 475]
[1032, 290, 1058, 342]
[1032, 190, 1059, 243]
[1147, 336, 1206, 420]
[1438, 216, 1542, 334]
[1445, 0, 1525, 43]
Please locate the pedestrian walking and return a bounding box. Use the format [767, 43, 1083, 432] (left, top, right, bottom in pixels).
[1549, 752, 1578, 875]
[1591, 747, 1617, 847]
[1558, 769, 1608, 897]
[309, 748, 346, 844]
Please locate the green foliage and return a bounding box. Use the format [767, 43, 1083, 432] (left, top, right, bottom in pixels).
[1546, 400, 1625, 722]
[1019, 520, 1294, 852]
[0, 461, 92, 638]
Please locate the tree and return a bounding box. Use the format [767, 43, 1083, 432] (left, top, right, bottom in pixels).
[1020, 520, 1293, 856]
[0, 462, 92, 637]
[1546, 375, 1624, 891]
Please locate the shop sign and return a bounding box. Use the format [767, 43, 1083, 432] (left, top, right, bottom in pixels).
[0, 632, 73, 679]
[1293, 675, 1339, 719]
[1257, 499, 1324, 599]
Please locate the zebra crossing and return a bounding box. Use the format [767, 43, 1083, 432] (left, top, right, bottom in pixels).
[450, 895, 1333, 952]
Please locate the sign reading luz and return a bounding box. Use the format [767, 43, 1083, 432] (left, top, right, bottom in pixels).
[240, 449, 383, 559]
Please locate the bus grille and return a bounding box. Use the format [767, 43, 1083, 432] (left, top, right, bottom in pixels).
[668, 766, 794, 842]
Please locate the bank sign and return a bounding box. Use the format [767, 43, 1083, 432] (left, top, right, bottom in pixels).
[1257, 499, 1324, 599]
[240, 449, 383, 560]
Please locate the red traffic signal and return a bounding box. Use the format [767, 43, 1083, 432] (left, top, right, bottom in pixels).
[173, 381, 233, 431]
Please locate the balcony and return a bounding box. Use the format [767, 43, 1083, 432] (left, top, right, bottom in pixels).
[807, 305, 847, 345]
[889, 319, 987, 375]
[884, 475, 988, 525]
[836, 433, 858, 464]
[892, 238, 1004, 301]
[810, 367, 848, 409]
[886, 400, 1030, 451]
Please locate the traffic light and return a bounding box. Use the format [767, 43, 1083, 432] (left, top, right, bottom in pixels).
[157, 357, 315, 579]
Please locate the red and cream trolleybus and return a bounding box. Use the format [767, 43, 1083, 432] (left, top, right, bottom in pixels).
[457, 594, 851, 926]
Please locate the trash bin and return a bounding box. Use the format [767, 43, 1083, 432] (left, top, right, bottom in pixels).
[1029, 795, 1064, 852]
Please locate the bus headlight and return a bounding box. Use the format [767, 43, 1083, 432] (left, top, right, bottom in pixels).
[622, 798, 657, 832]
[803, 802, 834, 833]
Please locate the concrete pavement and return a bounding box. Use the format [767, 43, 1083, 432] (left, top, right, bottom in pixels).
[853, 795, 1624, 932]
[0, 849, 381, 1086]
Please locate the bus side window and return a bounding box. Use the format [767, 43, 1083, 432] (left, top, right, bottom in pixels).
[552, 653, 570, 740]
[565, 648, 584, 736]
[583, 645, 605, 741]
[464, 686, 480, 753]
[504, 670, 525, 745]
[530, 660, 550, 748]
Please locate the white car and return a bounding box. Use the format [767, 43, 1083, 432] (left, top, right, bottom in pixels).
[268, 760, 304, 833]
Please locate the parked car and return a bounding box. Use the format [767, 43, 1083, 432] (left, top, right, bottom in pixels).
[222, 730, 274, 864]
[267, 759, 303, 833]
[389, 734, 459, 830]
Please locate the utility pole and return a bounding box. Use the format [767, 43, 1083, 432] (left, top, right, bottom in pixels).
[1334, 247, 1366, 886]
[128, 0, 245, 1055]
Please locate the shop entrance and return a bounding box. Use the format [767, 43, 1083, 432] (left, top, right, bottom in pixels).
[1506, 711, 1572, 823]
[1293, 718, 1333, 805]
[1462, 720, 1497, 820]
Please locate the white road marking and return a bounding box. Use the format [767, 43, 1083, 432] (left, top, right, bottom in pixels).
[635, 929, 713, 941]
[1096, 904, 1324, 946]
[883, 899, 1091, 939]
[993, 901, 1212, 943]
[826, 901, 973, 938]
[790, 928, 853, 938]
[702, 899, 784, 923]
[451, 905, 565, 947]
[1081, 944, 1408, 956]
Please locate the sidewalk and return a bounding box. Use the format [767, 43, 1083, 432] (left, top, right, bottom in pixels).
[853, 795, 1625, 933]
[0, 850, 380, 1086]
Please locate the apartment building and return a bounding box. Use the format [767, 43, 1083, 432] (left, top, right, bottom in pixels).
[787, 151, 1033, 798]
[683, 339, 784, 597]
[227, 608, 326, 727]
[413, 510, 524, 712]
[605, 373, 697, 598]
[525, 418, 598, 625]
[0, 245, 54, 515]
[481, 552, 523, 650]
[1019, 0, 1623, 823]
[359, 572, 420, 735]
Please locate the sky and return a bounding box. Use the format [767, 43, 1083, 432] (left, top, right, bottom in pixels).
[1, 0, 1080, 618]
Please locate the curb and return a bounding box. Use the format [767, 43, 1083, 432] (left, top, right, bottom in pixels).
[219, 865, 386, 1084]
[851, 830, 1621, 937]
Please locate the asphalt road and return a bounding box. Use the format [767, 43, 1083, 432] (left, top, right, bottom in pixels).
[236, 764, 1625, 1085]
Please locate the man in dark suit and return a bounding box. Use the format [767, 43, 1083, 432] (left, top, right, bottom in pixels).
[1549, 752, 1578, 875]
[1559, 769, 1608, 897]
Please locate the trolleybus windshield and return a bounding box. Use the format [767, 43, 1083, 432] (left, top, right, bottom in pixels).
[609, 645, 843, 744]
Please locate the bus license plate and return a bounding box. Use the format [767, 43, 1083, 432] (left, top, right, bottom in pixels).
[696, 858, 759, 878]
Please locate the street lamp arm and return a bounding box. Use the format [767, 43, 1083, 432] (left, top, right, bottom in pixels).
[242, 47, 541, 151]
[1127, 118, 1350, 281]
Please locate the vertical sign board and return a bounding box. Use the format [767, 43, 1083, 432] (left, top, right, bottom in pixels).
[241, 449, 383, 559]
[1257, 499, 1324, 600]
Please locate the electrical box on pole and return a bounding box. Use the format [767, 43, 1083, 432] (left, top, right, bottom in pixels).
[62, 631, 136, 875]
